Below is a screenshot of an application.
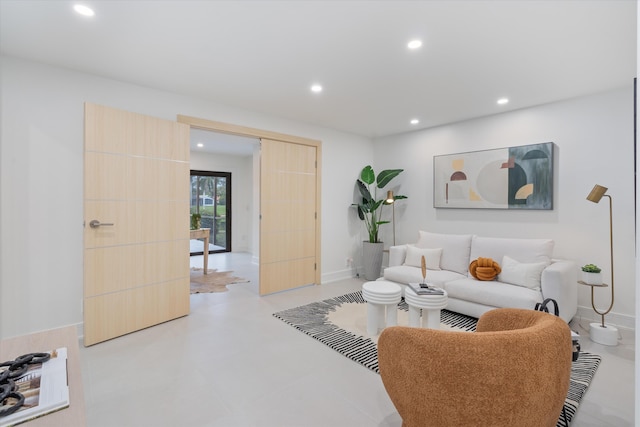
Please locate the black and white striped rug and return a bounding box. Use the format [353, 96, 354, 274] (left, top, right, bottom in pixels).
[273, 290, 601, 427]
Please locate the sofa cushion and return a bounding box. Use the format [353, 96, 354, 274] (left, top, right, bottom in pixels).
[498, 255, 547, 290]
[384, 265, 466, 287]
[468, 236, 553, 274]
[444, 278, 542, 310]
[416, 231, 473, 275]
[404, 245, 442, 270]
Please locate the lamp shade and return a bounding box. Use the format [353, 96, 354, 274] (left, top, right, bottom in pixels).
[586, 184, 608, 203]
[386, 190, 395, 204]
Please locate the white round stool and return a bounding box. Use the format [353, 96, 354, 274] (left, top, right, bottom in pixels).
[362, 281, 402, 335]
[404, 286, 448, 329]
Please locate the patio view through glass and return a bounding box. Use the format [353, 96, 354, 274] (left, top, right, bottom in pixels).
[190, 170, 231, 254]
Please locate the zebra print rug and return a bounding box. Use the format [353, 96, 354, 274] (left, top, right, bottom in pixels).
[273, 290, 601, 427]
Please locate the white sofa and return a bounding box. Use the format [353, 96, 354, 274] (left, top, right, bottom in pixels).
[383, 231, 578, 322]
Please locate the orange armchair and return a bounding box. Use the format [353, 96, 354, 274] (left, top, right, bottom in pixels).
[378, 308, 572, 427]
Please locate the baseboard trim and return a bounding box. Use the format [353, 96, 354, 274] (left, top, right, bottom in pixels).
[575, 305, 635, 331]
[321, 268, 360, 284]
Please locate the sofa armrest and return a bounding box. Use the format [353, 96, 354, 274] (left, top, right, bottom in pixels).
[388, 245, 407, 267]
[541, 260, 578, 323]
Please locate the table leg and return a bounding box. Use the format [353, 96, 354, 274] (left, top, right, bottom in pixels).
[203, 232, 209, 274]
[367, 303, 382, 335]
[386, 303, 398, 327]
[423, 308, 441, 329]
[408, 305, 421, 327]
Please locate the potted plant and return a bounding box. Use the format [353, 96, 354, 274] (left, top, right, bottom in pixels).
[190, 213, 202, 230]
[581, 263, 603, 285]
[352, 165, 406, 280]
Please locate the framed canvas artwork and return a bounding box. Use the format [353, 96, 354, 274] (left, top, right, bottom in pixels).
[433, 142, 553, 209]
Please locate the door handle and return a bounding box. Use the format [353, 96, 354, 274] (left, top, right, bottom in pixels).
[89, 220, 115, 229]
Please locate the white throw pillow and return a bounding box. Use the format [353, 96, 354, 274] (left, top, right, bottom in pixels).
[416, 231, 473, 274]
[403, 245, 442, 270]
[498, 255, 547, 290]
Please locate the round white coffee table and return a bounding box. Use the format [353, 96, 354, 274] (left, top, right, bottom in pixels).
[362, 280, 402, 335]
[404, 286, 448, 329]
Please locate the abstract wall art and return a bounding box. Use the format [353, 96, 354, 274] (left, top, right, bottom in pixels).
[433, 142, 553, 209]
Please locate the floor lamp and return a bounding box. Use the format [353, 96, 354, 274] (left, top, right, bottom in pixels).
[385, 191, 396, 246]
[583, 184, 618, 346]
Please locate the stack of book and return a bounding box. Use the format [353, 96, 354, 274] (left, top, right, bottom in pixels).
[408, 283, 445, 296]
[0, 348, 69, 427]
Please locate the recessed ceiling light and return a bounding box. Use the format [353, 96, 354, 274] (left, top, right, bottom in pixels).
[197, 143, 204, 148]
[73, 4, 95, 17]
[497, 98, 509, 105]
[310, 84, 323, 93]
[407, 40, 422, 49]
[410, 119, 420, 125]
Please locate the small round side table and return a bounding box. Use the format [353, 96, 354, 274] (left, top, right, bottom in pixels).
[362, 280, 402, 335]
[578, 280, 619, 346]
[404, 286, 448, 329]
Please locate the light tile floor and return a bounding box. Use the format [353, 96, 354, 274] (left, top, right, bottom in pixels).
[79, 252, 634, 426]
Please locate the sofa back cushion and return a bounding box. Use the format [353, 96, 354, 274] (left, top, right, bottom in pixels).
[404, 245, 442, 270]
[469, 236, 554, 269]
[416, 231, 473, 275]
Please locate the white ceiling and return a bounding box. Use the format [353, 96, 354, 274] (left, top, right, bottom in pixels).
[0, 0, 636, 141]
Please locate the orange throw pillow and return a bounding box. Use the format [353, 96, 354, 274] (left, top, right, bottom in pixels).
[469, 257, 502, 281]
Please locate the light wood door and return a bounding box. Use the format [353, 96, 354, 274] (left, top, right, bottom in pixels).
[259, 138, 318, 295]
[83, 103, 190, 346]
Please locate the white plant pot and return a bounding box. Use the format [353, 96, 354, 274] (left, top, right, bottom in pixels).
[362, 241, 384, 281]
[582, 271, 603, 285]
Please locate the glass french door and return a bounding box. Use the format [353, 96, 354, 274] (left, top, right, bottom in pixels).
[190, 170, 231, 254]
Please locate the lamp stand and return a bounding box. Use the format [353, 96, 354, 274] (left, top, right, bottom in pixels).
[589, 322, 619, 346]
[586, 191, 618, 346]
[391, 202, 396, 246]
[385, 190, 396, 247]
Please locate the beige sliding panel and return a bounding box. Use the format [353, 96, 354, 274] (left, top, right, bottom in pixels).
[83, 103, 190, 346]
[259, 138, 318, 295]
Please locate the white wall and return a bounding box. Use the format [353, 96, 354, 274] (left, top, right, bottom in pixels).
[374, 87, 636, 327]
[0, 56, 372, 339]
[190, 151, 254, 253]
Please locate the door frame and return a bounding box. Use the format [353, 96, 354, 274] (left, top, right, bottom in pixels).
[177, 115, 322, 287]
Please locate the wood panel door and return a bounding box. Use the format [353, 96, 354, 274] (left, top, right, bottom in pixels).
[83, 103, 190, 346]
[259, 138, 318, 295]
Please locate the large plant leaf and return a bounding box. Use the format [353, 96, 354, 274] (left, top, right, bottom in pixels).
[356, 180, 373, 202]
[376, 169, 403, 188]
[360, 165, 375, 185]
[368, 199, 383, 212]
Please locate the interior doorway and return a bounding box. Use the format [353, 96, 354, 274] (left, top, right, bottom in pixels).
[190, 170, 231, 253]
[178, 114, 322, 295]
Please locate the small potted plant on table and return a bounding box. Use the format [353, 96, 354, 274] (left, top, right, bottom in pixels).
[581, 263, 603, 285]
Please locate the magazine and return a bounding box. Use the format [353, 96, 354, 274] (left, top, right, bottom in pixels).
[408, 282, 445, 296]
[0, 347, 69, 427]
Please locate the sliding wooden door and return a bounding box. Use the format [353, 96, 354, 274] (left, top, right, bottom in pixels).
[83, 103, 190, 346]
[259, 138, 318, 294]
